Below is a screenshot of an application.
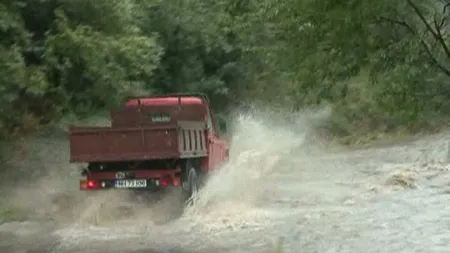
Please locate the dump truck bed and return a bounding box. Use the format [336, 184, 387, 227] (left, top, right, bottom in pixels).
[69, 121, 208, 163]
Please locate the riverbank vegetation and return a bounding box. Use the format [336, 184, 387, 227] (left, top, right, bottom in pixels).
[1, 0, 450, 143]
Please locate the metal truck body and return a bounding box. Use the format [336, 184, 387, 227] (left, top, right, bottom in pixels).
[68, 94, 229, 203]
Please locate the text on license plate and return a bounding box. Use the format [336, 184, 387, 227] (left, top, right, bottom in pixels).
[115, 179, 147, 188]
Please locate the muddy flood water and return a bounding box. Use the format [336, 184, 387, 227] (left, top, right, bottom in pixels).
[1, 112, 450, 253]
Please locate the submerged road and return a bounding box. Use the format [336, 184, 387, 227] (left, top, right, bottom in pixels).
[2, 126, 450, 253]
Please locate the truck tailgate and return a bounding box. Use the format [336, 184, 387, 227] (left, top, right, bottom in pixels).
[69, 125, 180, 162]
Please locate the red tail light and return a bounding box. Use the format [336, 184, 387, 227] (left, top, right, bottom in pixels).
[160, 177, 173, 187]
[80, 180, 100, 190]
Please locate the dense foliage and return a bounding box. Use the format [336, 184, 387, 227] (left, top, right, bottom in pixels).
[1, 0, 450, 141]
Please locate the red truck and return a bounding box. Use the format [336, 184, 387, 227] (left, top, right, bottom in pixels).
[69, 94, 229, 205]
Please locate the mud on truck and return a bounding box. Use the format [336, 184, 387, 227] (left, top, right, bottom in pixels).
[69, 94, 229, 206]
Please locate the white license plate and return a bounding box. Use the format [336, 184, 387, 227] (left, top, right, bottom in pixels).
[114, 179, 147, 188]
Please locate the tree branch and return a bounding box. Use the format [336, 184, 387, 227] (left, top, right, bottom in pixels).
[433, 12, 446, 30]
[375, 16, 415, 34]
[407, 0, 450, 75]
[407, 0, 439, 39]
[376, 15, 450, 76]
[443, 0, 450, 14]
[433, 10, 450, 61]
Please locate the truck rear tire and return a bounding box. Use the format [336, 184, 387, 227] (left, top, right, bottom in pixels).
[181, 161, 200, 207]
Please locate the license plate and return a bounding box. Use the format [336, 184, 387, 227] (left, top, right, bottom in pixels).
[114, 179, 147, 188]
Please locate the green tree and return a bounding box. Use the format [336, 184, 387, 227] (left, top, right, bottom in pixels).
[0, 0, 162, 138]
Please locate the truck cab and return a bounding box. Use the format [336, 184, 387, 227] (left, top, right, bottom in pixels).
[69, 94, 229, 204]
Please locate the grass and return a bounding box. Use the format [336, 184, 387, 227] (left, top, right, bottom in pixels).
[0, 191, 26, 223]
[318, 116, 450, 152]
[0, 203, 26, 223]
[333, 129, 419, 149]
[268, 237, 285, 253]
